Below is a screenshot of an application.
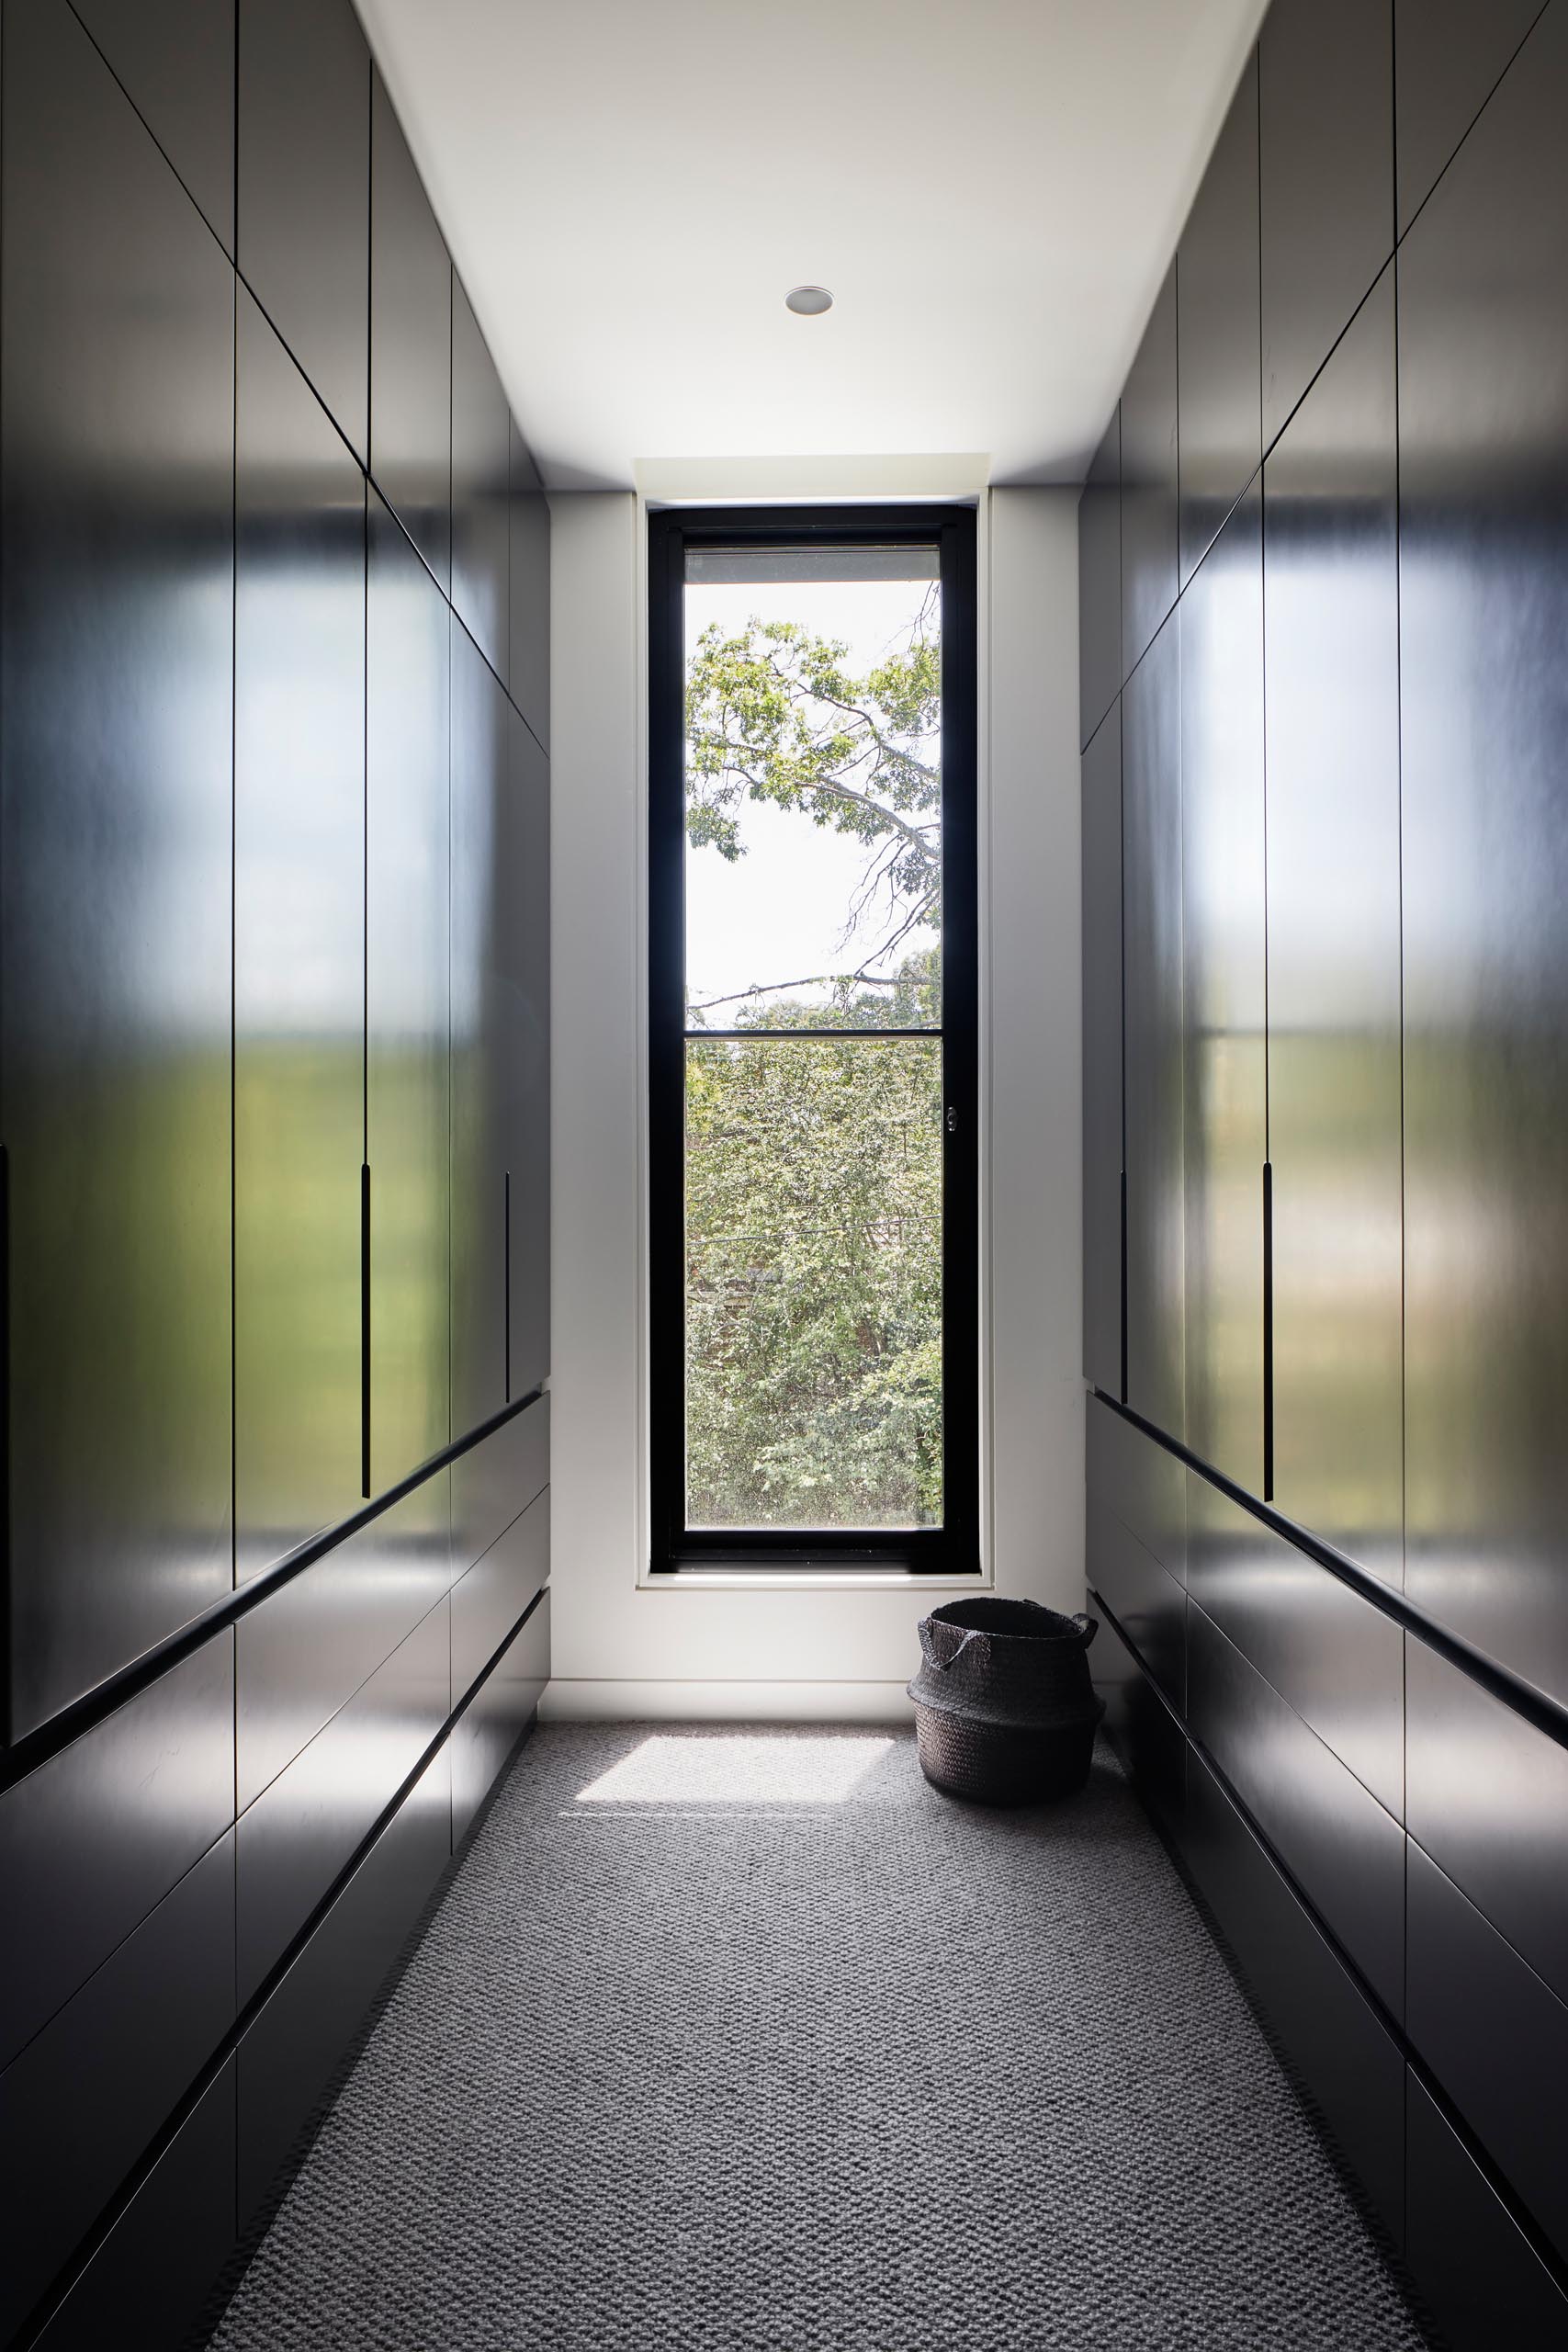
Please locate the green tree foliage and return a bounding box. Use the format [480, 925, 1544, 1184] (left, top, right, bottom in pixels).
[682, 604, 946, 1528]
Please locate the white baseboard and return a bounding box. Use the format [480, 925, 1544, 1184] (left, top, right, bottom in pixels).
[538, 1678, 916, 1724]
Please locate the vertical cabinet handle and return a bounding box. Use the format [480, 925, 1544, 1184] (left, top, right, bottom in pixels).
[1262, 1159, 1274, 1503]
[360, 1162, 372, 1499]
[503, 1170, 513, 1404]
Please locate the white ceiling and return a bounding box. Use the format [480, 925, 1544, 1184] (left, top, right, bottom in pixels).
[355, 0, 1265, 493]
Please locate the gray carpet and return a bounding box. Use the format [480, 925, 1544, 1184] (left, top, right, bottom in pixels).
[210, 1725, 1428, 2351]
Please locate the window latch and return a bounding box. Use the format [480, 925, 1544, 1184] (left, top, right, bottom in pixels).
[946, 1105, 957, 1135]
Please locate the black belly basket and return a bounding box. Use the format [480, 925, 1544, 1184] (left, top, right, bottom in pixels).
[908, 1597, 1105, 1805]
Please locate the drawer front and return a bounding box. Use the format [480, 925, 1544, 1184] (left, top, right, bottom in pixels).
[236, 1598, 451, 2007]
[1406, 1838, 1568, 2267]
[1089, 1597, 1185, 1838]
[1087, 1392, 1187, 1586]
[0, 1634, 234, 2070]
[453, 1589, 549, 1845]
[1186, 1603, 1404, 2016]
[1187, 1475, 1403, 1815]
[238, 1475, 451, 1812]
[29, 2060, 236, 2352]
[238, 1744, 450, 2224]
[1184, 1749, 1404, 2243]
[1086, 1496, 1184, 1710]
[1404, 2071, 1568, 2352]
[451, 1392, 549, 1581]
[1406, 1635, 1568, 2007]
[0, 1831, 235, 2345]
[452, 1486, 550, 1701]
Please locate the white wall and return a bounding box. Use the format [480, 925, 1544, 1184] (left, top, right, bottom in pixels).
[546, 486, 1081, 1720]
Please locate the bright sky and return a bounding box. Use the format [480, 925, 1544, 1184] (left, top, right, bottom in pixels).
[682, 571, 942, 1022]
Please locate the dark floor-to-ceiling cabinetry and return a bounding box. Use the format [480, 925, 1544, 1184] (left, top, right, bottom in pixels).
[0, 4, 552, 2344]
[1078, 4, 1568, 2342]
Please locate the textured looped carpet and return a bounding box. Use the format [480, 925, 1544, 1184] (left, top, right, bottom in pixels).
[210, 1726, 1428, 2351]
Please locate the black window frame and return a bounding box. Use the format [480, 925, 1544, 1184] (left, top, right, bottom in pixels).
[647, 502, 979, 1575]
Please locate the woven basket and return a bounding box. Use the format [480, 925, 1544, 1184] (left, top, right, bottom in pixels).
[908, 1597, 1104, 1805]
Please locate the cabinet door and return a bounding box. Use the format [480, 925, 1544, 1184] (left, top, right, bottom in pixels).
[506, 707, 551, 1400]
[451, 275, 511, 680]
[1122, 612, 1184, 1443]
[1259, 0, 1393, 447]
[1, 0, 235, 1736]
[1179, 493, 1265, 1491]
[1398, 4, 1568, 1703]
[1263, 267, 1402, 1582]
[367, 492, 451, 1491]
[509, 415, 550, 747]
[1120, 264, 1179, 676]
[1393, 0, 1541, 236]
[370, 67, 452, 590]
[237, 0, 369, 459]
[1077, 407, 1121, 749]
[1178, 50, 1261, 584]
[71, 0, 235, 249]
[234, 293, 366, 1581]
[450, 621, 511, 1442]
[1080, 705, 1122, 1396]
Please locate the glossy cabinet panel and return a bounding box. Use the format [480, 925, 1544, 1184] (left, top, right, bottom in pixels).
[1121, 613, 1184, 1443]
[367, 492, 452, 1492]
[1405, 1638, 1568, 2007]
[1184, 1750, 1404, 2243]
[1080, 708, 1122, 1394]
[236, 0, 369, 459]
[29, 2059, 236, 2352]
[453, 1485, 550, 1703]
[236, 1598, 449, 2007]
[1178, 51, 1261, 583]
[451, 275, 511, 680]
[506, 707, 552, 1401]
[0, 1635, 233, 2072]
[237, 1477, 451, 1815]
[1398, 3, 1568, 1705]
[234, 292, 366, 1584]
[1, 0, 235, 1736]
[1406, 1838, 1568, 2267]
[1086, 1393, 1186, 1588]
[1179, 495, 1264, 1491]
[1258, 0, 1393, 447]
[238, 1745, 449, 2224]
[509, 416, 550, 746]
[1077, 406, 1120, 747]
[1263, 269, 1402, 1584]
[452, 1395, 551, 1588]
[1393, 0, 1543, 237]
[0, 1831, 234, 2346]
[1187, 1476, 1402, 1816]
[452, 1591, 549, 1844]
[71, 0, 236, 249]
[450, 621, 512, 1445]
[1405, 2072, 1568, 2351]
[1088, 1601, 1184, 1838]
[1120, 264, 1179, 675]
[1086, 1498, 1183, 1712]
[370, 68, 452, 591]
[1186, 1603, 1403, 2017]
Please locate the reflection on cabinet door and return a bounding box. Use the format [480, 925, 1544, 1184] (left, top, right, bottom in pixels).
[370, 67, 452, 590]
[1080, 706, 1122, 1396]
[1077, 408, 1121, 748]
[1398, 3, 1568, 1707]
[1178, 49, 1261, 585]
[451, 276, 511, 679]
[1, 0, 235, 1736]
[234, 293, 366, 1583]
[506, 707, 551, 1400]
[1121, 264, 1179, 677]
[72, 0, 236, 249]
[509, 416, 550, 746]
[367, 492, 452, 1493]
[1122, 612, 1184, 1446]
[1264, 269, 1402, 1585]
[451, 622, 511, 1444]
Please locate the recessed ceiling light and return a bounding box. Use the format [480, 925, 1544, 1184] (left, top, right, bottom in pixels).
[784, 285, 833, 316]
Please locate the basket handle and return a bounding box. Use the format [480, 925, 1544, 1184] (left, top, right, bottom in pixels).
[919, 1620, 984, 1672]
[1072, 1611, 1100, 1649]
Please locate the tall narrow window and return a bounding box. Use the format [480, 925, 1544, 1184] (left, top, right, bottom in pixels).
[649, 507, 977, 1572]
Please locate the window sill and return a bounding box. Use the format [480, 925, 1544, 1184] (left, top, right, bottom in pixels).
[637, 1566, 990, 1593]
